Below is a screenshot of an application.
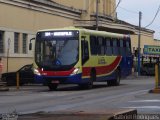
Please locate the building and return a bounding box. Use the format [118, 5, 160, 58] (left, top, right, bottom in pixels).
[0, 0, 158, 73]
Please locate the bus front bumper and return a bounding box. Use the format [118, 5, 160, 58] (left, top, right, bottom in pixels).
[34, 73, 88, 84]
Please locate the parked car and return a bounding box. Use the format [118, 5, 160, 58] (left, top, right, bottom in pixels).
[140, 63, 155, 76]
[1, 64, 34, 86]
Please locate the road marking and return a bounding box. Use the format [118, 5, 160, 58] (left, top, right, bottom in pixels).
[122, 99, 160, 111]
[129, 99, 160, 103]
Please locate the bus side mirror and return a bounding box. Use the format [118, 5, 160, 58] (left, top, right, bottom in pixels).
[29, 38, 35, 50]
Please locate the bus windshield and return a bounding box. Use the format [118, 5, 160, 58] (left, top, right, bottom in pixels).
[35, 31, 79, 70]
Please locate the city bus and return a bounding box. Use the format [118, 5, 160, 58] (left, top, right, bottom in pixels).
[30, 27, 133, 90]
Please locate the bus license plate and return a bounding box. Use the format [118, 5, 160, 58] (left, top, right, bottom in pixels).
[51, 80, 59, 84]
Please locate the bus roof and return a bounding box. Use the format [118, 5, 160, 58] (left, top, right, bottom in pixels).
[38, 26, 129, 38]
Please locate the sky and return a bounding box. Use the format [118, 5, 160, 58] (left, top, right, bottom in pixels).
[116, 0, 160, 39]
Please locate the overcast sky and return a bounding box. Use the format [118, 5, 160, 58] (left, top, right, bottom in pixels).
[116, 0, 160, 39]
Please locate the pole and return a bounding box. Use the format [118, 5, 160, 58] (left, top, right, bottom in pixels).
[155, 63, 159, 89]
[138, 11, 142, 76]
[16, 72, 19, 90]
[7, 38, 10, 73]
[96, 0, 99, 30]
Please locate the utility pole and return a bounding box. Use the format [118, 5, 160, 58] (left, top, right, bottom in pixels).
[96, 0, 99, 30]
[138, 11, 142, 76]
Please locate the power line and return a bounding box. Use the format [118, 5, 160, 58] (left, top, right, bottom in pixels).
[145, 4, 160, 28]
[118, 6, 138, 15]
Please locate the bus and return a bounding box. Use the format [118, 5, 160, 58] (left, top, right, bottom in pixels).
[30, 27, 133, 90]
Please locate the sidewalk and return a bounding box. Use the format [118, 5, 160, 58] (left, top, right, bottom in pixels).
[126, 72, 154, 80]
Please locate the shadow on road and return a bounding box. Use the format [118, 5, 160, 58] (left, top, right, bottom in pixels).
[52, 83, 126, 92]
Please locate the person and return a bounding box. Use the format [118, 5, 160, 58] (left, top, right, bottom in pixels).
[0, 57, 3, 81]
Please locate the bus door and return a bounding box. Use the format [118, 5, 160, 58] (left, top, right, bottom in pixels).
[81, 36, 89, 65]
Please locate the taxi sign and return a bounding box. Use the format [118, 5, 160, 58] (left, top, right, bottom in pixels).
[144, 45, 160, 55]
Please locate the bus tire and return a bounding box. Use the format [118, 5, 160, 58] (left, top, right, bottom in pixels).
[48, 83, 58, 91]
[107, 69, 120, 86]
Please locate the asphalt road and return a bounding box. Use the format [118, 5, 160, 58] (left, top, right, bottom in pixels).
[0, 75, 159, 115]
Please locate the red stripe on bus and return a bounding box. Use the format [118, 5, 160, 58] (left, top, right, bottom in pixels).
[39, 68, 75, 76]
[82, 56, 121, 77]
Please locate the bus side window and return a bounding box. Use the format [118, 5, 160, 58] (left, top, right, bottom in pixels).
[90, 36, 97, 55]
[126, 39, 131, 55]
[117, 39, 120, 55]
[105, 38, 112, 56]
[102, 38, 106, 55]
[120, 39, 124, 56]
[82, 40, 89, 65]
[123, 40, 126, 56]
[97, 36, 105, 55]
[112, 39, 119, 55]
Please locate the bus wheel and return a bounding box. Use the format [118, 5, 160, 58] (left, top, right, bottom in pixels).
[48, 83, 58, 91]
[107, 69, 120, 86]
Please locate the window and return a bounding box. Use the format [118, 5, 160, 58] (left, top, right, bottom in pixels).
[90, 36, 96, 55]
[112, 39, 119, 55]
[122, 40, 126, 56]
[120, 39, 125, 56]
[90, 36, 97, 55]
[0, 31, 4, 53]
[97, 37, 105, 55]
[105, 38, 112, 55]
[14, 32, 19, 53]
[22, 33, 28, 54]
[126, 39, 131, 55]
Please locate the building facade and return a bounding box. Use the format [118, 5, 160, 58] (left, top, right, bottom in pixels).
[0, 0, 158, 73]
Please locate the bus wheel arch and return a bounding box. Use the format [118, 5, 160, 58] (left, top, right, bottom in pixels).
[108, 67, 121, 86]
[115, 68, 121, 86]
[91, 68, 96, 81]
[88, 68, 96, 89]
[79, 68, 96, 89]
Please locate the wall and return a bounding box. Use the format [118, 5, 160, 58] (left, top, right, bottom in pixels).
[52, 0, 85, 10]
[131, 30, 155, 53]
[52, 0, 116, 19]
[0, 1, 75, 72]
[0, 3, 73, 32]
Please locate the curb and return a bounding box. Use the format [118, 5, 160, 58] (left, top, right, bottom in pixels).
[0, 86, 9, 91]
[18, 109, 137, 120]
[0, 81, 9, 91]
[149, 88, 160, 93]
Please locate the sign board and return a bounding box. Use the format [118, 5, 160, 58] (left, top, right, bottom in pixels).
[144, 45, 160, 55]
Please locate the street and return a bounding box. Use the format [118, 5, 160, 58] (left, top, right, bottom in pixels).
[0, 75, 159, 116]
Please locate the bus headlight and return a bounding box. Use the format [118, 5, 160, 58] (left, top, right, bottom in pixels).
[34, 69, 41, 76]
[71, 68, 79, 75]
